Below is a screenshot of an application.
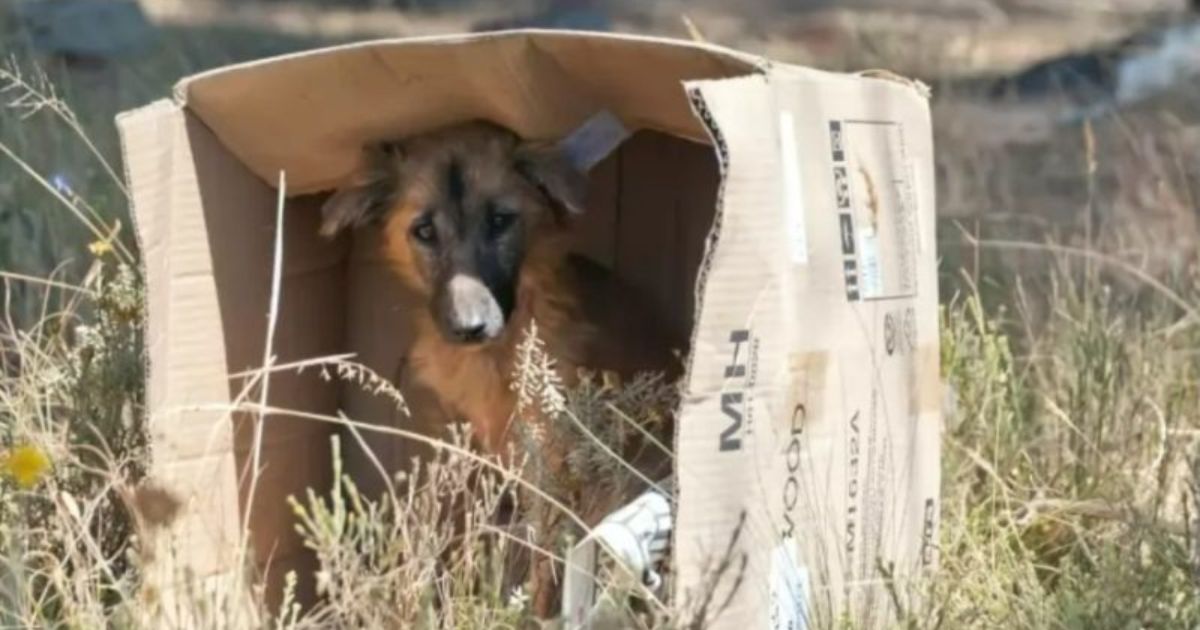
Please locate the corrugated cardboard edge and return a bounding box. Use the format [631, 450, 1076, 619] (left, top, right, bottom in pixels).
[114, 99, 167, 421]
[115, 100, 253, 622]
[671, 73, 775, 624]
[168, 29, 769, 105]
[676, 76, 739, 390]
[854, 69, 933, 100]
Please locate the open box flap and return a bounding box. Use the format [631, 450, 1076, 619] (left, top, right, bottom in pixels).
[675, 66, 940, 627]
[117, 97, 347, 610]
[171, 30, 765, 195]
[116, 99, 246, 601]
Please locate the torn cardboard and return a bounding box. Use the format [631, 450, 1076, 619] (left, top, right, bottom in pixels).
[116, 30, 939, 627]
[675, 67, 940, 628]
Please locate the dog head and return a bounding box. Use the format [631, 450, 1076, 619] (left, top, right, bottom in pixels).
[321, 121, 586, 345]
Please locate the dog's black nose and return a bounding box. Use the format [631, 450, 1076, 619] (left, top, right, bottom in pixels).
[452, 322, 488, 343]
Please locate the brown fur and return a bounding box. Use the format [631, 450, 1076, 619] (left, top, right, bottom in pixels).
[325, 121, 680, 618]
[353, 122, 679, 457]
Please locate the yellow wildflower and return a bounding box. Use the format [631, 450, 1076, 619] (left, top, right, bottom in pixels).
[88, 239, 113, 257]
[2, 444, 50, 489]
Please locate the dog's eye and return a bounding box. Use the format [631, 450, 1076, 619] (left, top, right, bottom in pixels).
[487, 209, 518, 237]
[410, 217, 437, 244]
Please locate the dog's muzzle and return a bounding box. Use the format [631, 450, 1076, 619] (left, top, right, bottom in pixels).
[442, 274, 505, 343]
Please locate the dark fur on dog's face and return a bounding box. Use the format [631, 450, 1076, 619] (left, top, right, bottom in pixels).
[321, 121, 586, 345]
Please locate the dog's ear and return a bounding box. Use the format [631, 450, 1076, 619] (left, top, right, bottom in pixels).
[514, 142, 587, 217]
[320, 141, 404, 237]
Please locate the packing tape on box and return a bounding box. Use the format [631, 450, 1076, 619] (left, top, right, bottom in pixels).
[917, 344, 943, 415]
[562, 479, 673, 629]
[558, 110, 632, 173]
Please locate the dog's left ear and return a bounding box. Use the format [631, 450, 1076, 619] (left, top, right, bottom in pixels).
[515, 143, 587, 217]
[320, 141, 404, 237]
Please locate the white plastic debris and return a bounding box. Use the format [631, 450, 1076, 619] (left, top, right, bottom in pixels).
[562, 480, 673, 629]
[558, 110, 632, 173]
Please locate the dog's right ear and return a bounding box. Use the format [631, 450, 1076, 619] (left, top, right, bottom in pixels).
[320, 141, 404, 238]
[514, 142, 588, 218]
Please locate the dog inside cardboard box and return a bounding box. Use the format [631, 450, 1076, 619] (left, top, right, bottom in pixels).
[118, 32, 750, 609]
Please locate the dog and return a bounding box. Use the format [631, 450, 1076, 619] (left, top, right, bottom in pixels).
[320, 119, 680, 616]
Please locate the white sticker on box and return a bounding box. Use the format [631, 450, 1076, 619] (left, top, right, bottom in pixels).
[858, 230, 883, 298]
[769, 538, 809, 630]
[778, 111, 808, 265]
[833, 120, 919, 301]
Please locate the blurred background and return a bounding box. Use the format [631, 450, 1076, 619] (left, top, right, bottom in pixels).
[3, 0, 1200, 304]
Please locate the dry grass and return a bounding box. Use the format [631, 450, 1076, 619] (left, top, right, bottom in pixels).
[2, 5, 1200, 629]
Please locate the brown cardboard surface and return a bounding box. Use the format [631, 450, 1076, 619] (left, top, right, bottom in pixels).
[119, 102, 344, 605]
[118, 101, 245, 594]
[674, 68, 939, 627]
[173, 32, 760, 195]
[117, 30, 938, 625]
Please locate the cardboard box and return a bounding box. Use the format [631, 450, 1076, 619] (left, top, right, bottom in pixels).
[116, 30, 940, 626]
